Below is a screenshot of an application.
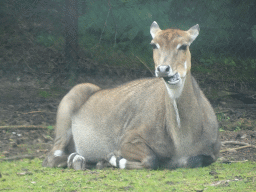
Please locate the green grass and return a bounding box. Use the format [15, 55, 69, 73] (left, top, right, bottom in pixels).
[0, 159, 255, 191]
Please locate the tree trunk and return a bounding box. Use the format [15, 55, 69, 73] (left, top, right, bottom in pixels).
[64, 0, 78, 80]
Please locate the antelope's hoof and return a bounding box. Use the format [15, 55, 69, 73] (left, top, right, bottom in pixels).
[42, 151, 68, 168]
[67, 153, 86, 170]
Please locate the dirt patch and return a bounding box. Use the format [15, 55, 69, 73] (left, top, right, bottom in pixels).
[220, 130, 256, 162]
[0, 128, 54, 160]
[0, 72, 256, 163]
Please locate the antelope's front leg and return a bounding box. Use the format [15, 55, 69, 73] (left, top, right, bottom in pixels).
[108, 133, 159, 170]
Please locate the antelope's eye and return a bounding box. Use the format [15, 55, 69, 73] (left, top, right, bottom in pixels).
[150, 43, 158, 49]
[179, 44, 187, 51]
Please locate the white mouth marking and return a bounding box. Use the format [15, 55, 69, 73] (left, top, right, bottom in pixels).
[167, 79, 180, 85]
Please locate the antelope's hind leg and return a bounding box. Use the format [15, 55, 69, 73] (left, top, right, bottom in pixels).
[42, 132, 74, 168]
[42, 83, 101, 168]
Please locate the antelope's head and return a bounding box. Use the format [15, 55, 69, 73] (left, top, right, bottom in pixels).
[150, 21, 199, 89]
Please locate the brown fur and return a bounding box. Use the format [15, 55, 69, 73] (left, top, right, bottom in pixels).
[43, 22, 220, 170]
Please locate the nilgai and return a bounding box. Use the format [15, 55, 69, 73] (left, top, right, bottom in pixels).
[43, 21, 220, 170]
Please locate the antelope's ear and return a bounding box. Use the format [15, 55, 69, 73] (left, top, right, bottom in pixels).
[187, 24, 200, 44]
[150, 21, 161, 39]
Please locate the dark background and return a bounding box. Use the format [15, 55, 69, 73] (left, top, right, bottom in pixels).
[1, 0, 256, 86]
[0, 0, 256, 124]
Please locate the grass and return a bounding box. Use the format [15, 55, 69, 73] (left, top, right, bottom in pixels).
[0, 159, 255, 191]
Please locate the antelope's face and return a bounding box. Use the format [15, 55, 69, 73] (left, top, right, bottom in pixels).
[150, 21, 199, 89]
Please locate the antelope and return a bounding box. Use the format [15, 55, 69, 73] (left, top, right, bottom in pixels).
[42, 21, 220, 170]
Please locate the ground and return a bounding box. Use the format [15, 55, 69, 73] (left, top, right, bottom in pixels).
[0, 72, 256, 164]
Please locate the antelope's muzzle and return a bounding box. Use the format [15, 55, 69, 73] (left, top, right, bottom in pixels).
[155, 65, 171, 77]
[163, 73, 180, 85]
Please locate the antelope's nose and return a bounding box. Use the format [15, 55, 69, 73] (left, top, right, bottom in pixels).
[157, 65, 170, 73]
[155, 65, 171, 77]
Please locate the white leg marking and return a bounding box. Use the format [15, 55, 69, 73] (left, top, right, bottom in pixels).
[73, 154, 85, 163]
[71, 154, 86, 170]
[184, 61, 187, 70]
[173, 100, 181, 128]
[67, 153, 77, 167]
[109, 156, 117, 167]
[119, 158, 127, 169]
[54, 150, 63, 157]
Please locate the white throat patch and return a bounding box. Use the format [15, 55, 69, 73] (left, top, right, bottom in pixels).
[164, 76, 186, 99]
[164, 77, 186, 128]
[173, 100, 181, 128]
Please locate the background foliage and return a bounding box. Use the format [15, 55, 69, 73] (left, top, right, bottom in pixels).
[0, 0, 256, 84]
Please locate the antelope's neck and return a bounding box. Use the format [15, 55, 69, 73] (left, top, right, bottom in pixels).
[164, 72, 194, 128]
